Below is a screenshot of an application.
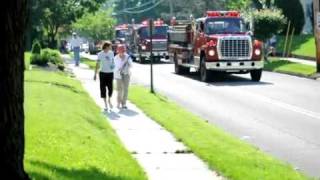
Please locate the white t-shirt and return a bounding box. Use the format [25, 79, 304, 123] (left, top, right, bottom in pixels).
[97, 50, 115, 73]
[70, 37, 81, 48]
[114, 53, 132, 79]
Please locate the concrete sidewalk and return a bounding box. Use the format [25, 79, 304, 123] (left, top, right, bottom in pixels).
[63, 55, 222, 180]
[279, 57, 316, 66]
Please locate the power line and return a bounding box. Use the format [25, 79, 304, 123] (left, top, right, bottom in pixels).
[123, 1, 153, 11]
[117, 0, 165, 15]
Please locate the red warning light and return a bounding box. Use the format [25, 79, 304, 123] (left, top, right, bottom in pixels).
[207, 11, 221, 17]
[207, 11, 240, 18]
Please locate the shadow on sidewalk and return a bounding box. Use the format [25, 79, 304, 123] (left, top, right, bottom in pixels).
[103, 108, 139, 120]
[104, 111, 121, 120]
[118, 108, 139, 117]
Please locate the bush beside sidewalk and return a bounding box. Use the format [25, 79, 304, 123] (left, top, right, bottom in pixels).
[24, 68, 147, 180]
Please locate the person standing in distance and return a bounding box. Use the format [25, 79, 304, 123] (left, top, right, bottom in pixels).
[114, 45, 132, 109]
[94, 41, 115, 111]
[70, 32, 81, 66]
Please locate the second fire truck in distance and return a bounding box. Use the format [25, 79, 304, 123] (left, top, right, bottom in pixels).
[168, 11, 263, 82]
[128, 19, 169, 63]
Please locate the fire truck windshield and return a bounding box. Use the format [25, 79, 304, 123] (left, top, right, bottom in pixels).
[139, 26, 168, 38]
[116, 29, 128, 38]
[205, 18, 246, 34]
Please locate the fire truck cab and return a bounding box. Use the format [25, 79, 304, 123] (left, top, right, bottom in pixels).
[129, 19, 169, 63]
[112, 24, 132, 54]
[168, 11, 263, 82]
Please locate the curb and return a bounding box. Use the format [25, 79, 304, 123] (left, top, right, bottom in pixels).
[263, 69, 320, 81]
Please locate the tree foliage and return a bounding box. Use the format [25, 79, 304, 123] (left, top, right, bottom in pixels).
[112, 0, 242, 23]
[72, 10, 116, 41]
[252, 9, 286, 41]
[274, 0, 305, 34]
[28, 0, 107, 48]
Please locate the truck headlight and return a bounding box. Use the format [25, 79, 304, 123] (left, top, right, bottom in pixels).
[208, 50, 215, 56]
[141, 45, 146, 50]
[254, 49, 261, 56]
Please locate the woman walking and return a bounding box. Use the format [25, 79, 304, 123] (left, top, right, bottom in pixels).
[114, 45, 133, 109]
[94, 41, 115, 111]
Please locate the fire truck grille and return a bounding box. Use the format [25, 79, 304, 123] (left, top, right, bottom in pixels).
[219, 38, 251, 59]
[152, 41, 167, 51]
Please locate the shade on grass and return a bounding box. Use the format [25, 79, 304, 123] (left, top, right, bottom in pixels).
[129, 86, 310, 180]
[264, 59, 316, 76]
[24, 70, 146, 180]
[277, 35, 316, 58]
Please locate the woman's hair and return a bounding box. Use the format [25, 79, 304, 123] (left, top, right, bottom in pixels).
[102, 41, 111, 50]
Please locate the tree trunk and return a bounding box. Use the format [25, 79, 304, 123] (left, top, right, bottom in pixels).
[0, 0, 30, 179]
[252, 0, 263, 10]
[265, 0, 271, 8]
[313, 0, 320, 72]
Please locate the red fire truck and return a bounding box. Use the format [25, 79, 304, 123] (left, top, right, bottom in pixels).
[128, 19, 169, 63]
[112, 24, 131, 53]
[168, 11, 263, 82]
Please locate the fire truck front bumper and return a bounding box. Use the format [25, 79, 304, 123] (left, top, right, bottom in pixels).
[206, 61, 264, 72]
[140, 51, 169, 59]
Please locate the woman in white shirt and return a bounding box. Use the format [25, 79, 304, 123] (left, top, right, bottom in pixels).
[94, 41, 115, 111]
[114, 45, 132, 109]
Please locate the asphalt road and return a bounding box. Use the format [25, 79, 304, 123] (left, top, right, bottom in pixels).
[129, 61, 320, 177]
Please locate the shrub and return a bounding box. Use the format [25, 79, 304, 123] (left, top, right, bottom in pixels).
[41, 48, 63, 65]
[253, 9, 286, 42]
[274, 0, 305, 34]
[30, 54, 48, 66]
[31, 40, 41, 54]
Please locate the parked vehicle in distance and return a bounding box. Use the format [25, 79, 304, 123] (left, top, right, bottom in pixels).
[168, 11, 263, 82]
[81, 42, 89, 53]
[89, 41, 102, 54]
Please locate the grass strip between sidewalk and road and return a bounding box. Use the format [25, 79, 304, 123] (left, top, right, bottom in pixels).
[129, 85, 311, 180]
[81, 57, 97, 69]
[264, 58, 316, 77]
[24, 69, 146, 180]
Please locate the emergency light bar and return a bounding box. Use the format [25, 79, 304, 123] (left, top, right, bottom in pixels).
[141, 20, 164, 26]
[207, 11, 240, 18]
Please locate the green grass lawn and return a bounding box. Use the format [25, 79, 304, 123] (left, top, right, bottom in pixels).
[24, 70, 146, 180]
[25, 52, 31, 70]
[264, 58, 316, 76]
[129, 86, 310, 180]
[277, 35, 316, 58]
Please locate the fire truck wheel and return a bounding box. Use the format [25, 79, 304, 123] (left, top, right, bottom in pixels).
[200, 58, 212, 82]
[174, 58, 189, 74]
[250, 69, 262, 82]
[139, 56, 146, 64]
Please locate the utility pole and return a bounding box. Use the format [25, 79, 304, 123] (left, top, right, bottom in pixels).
[314, 0, 320, 72]
[149, 19, 155, 93]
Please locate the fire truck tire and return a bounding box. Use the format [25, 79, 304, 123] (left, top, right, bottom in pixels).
[250, 69, 262, 82]
[200, 58, 212, 82]
[174, 58, 189, 74]
[139, 55, 146, 64]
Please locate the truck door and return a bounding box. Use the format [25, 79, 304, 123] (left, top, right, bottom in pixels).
[194, 21, 205, 67]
